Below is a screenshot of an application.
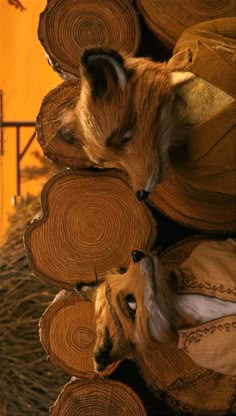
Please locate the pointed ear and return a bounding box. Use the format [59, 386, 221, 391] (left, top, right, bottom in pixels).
[81, 48, 132, 98]
[170, 71, 195, 87]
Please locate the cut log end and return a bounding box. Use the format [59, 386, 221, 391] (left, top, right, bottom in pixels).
[24, 170, 157, 288]
[50, 378, 147, 415]
[38, 0, 141, 79]
[36, 79, 93, 168]
[39, 291, 119, 378]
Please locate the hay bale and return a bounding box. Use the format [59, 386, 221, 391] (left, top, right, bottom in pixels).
[0, 195, 68, 416]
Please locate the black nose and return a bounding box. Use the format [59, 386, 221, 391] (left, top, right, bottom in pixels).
[132, 250, 145, 263]
[136, 190, 149, 201]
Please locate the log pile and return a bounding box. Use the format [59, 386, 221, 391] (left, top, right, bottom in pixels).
[22, 1, 236, 415]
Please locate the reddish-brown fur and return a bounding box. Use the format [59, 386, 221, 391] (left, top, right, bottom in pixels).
[76, 253, 175, 372]
[61, 51, 185, 194]
[76, 245, 236, 373]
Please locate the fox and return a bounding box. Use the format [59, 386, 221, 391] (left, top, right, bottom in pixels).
[76, 242, 236, 373]
[58, 46, 233, 200]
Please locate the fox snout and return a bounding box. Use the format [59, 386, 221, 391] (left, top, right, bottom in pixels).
[94, 348, 111, 373]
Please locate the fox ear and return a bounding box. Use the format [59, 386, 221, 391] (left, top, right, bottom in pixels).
[170, 71, 195, 87]
[81, 48, 132, 98]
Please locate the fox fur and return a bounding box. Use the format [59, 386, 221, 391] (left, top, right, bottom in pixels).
[58, 48, 233, 196]
[76, 249, 236, 373]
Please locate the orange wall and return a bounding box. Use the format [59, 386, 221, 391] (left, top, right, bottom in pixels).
[0, 0, 61, 242]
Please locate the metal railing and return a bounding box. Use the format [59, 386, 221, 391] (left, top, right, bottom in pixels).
[0, 90, 36, 201]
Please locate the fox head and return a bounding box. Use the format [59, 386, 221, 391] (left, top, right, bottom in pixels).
[60, 48, 194, 200]
[76, 250, 176, 373]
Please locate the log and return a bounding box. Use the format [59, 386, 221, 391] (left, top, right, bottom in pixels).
[38, 0, 141, 80]
[50, 378, 147, 415]
[148, 171, 236, 233]
[134, 236, 236, 415]
[136, 0, 236, 50]
[24, 169, 157, 289]
[36, 79, 93, 168]
[39, 290, 119, 378]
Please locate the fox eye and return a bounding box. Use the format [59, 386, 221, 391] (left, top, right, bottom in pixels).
[118, 267, 127, 274]
[125, 294, 137, 312]
[120, 130, 132, 145]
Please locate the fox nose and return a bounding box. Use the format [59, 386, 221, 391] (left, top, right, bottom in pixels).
[132, 250, 145, 263]
[136, 190, 149, 201]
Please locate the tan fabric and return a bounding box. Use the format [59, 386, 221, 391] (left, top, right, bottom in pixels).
[150, 17, 236, 232]
[175, 238, 236, 375]
[175, 238, 236, 300]
[136, 237, 236, 415]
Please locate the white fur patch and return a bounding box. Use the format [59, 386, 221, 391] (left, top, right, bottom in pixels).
[145, 164, 159, 193]
[81, 285, 91, 292]
[175, 294, 236, 323]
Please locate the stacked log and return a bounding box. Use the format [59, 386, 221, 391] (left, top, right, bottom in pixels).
[39, 290, 119, 378]
[50, 378, 147, 415]
[24, 1, 236, 414]
[36, 79, 93, 168]
[24, 170, 157, 288]
[38, 0, 141, 80]
[24, 169, 157, 411]
[136, 0, 236, 50]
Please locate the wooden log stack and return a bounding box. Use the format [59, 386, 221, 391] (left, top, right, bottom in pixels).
[50, 378, 147, 416]
[24, 169, 158, 412]
[23, 1, 236, 414]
